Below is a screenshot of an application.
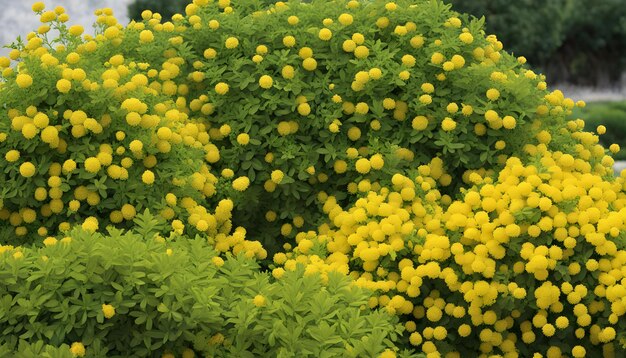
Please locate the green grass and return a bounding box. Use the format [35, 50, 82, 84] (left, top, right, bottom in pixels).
[570, 100, 626, 160]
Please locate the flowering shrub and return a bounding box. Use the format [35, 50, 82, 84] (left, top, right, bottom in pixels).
[1, 0, 626, 357]
[0, 2, 267, 259]
[0, 211, 412, 357]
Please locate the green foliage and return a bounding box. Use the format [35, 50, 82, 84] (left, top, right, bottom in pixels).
[0, 210, 411, 357]
[0, 341, 74, 358]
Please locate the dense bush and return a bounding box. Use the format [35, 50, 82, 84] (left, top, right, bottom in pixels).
[1, 0, 626, 357]
[0, 212, 412, 357]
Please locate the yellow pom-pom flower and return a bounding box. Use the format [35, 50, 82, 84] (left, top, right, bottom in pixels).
[19, 162, 36, 177]
[16, 74, 33, 88]
[70, 342, 86, 357]
[142, 170, 155, 185]
[232, 176, 250, 191]
[102, 304, 116, 319]
[253, 294, 266, 307]
[225, 37, 239, 49]
[259, 75, 273, 89]
[84, 157, 101, 173]
[215, 82, 229, 95]
[56, 79, 72, 93]
[319, 28, 332, 41]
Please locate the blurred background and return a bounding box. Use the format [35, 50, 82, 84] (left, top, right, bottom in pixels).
[2, 0, 626, 166]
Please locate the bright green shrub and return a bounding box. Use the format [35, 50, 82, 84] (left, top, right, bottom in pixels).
[0, 341, 74, 358]
[2, 0, 626, 357]
[0, 211, 412, 357]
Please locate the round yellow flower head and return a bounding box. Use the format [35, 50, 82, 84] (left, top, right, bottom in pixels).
[19, 162, 36, 177]
[70, 342, 86, 357]
[215, 82, 229, 95]
[102, 303, 116, 319]
[16, 74, 33, 88]
[319, 28, 332, 41]
[259, 75, 273, 89]
[232, 176, 250, 191]
[253, 294, 266, 307]
[225, 36, 239, 49]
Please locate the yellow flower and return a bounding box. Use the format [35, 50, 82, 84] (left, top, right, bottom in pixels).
[259, 75, 273, 89]
[283, 35, 296, 47]
[104, 26, 120, 40]
[385, 2, 398, 11]
[342, 39, 356, 52]
[302, 58, 317, 71]
[441, 117, 456, 131]
[355, 158, 371, 174]
[281, 65, 295, 79]
[102, 303, 116, 319]
[69, 25, 84, 36]
[412, 116, 428, 130]
[232, 176, 250, 191]
[486, 88, 500, 101]
[270, 170, 284, 184]
[43, 237, 57, 246]
[253, 294, 266, 307]
[142, 170, 155, 184]
[204, 48, 217, 59]
[19, 162, 36, 177]
[354, 46, 369, 59]
[215, 82, 229, 95]
[21, 123, 38, 139]
[225, 37, 239, 49]
[338, 13, 353, 25]
[70, 342, 86, 357]
[56, 79, 72, 93]
[459, 32, 473, 44]
[571, 346, 585, 358]
[297, 103, 311, 116]
[502, 115, 516, 129]
[370, 154, 384, 170]
[84, 157, 101, 173]
[16, 74, 33, 88]
[40, 10, 56, 22]
[318, 28, 332, 41]
[409, 332, 422, 345]
[236, 133, 250, 145]
[32, 2, 45, 12]
[431, 52, 444, 64]
[447, 17, 462, 28]
[81, 216, 99, 232]
[419, 94, 432, 105]
[410, 35, 424, 48]
[139, 30, 154, 43]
